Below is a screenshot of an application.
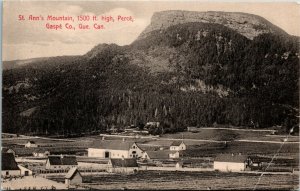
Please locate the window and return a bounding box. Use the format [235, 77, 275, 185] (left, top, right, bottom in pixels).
[132, 146, 136, 149]
[6, 171, 9, 175]
[132, 151, 136, 154]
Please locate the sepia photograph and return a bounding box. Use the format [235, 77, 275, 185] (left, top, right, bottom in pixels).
[1, 1, 300, 190]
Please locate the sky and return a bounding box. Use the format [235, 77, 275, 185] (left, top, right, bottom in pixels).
[3, 1, 300, 61]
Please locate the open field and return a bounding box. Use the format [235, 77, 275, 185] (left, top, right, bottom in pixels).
[74, 171, 299, 190]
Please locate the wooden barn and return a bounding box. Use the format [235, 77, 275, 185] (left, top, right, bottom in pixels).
[1, 153, 21, 177]
[107, 158, 139, 174]
[65, 167, 82, 185]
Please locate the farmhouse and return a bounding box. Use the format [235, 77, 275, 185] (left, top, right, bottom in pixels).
[65, 167, 82, 185]
[88, 139, 143, 159]
[25, 141, 38, 148]
[142, 150, 180, 160]
[1, 153, 21, 177]
[107, 158, 139, 174]
[214, 154, 250, 172]
[170, 141, 187, 151]
[45, 155, 78, 170]
[32, 149, 50, 157]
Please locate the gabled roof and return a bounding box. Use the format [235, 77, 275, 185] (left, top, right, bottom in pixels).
[110, 158, 138, 167]
[2, 153, 20, 171]
[89, 140, 138, 150]
[65, 167, 81, 179]
[2, 148, 15, 153]
[170, 141, 185, 147]
[47, 156, 78, 166]
[144, 150, 177, 159]
[215, 154, 248, 163]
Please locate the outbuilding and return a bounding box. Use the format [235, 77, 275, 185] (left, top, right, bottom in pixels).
[65, 167, 82, 185]
[107, 158, 139, 174]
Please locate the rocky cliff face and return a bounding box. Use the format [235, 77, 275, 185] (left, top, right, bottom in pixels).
[138, 10, 287, 40]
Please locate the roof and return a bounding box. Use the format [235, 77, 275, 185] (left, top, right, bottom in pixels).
[110, 158, 138, 167]
[2, 153, 20, 171]
[65, 167, 81, 179]
[2, 148, 15, 153]
[47, 156, 78, 166]
[32, 148, 50, 153]
[215, 154, 248, 163]
[144, 150, 177, 159]
[170, 141, 185, 147]
[89, 140, 137, 150]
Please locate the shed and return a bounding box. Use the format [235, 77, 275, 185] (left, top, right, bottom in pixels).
[18, 165, 33, 176]
[214, 154, 248, 172]
[65, 167, 82, 185]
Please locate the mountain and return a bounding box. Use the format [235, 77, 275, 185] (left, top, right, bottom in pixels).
[138, 11, 288, 40]
[2, 11, 299, 136]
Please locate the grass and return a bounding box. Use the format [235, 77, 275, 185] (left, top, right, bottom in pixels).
[82, 171, 298, 190]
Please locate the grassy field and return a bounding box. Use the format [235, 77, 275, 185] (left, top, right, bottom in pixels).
[79, 171, 298, 190]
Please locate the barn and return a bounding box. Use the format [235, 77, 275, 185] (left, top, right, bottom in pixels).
[214, 154, 249, 172]
[142, 150, 180, 160]
[65, 167, 82, 185]
[1, 153, 21, 177]
[88, 139, 143, 159]
[107, 158, 139, 174]
[45, 155, 78, 170]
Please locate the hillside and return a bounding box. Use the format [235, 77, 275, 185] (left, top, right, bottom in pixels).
[2, 11, 299, 136]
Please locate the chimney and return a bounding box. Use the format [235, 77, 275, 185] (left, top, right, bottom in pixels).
[122, 138, 126, 142]
[122, 155, 124, 160]
[60, 154, 63, 158]
[102, 136, 105, 141]
[239, 153, 241, 155]
[231, 153, 234, 156]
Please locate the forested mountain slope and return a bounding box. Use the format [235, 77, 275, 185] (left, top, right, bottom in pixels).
[3, 11, 299, 136]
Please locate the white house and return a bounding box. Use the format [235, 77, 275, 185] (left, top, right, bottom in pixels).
[45, 155, 78, 170]
[1, 153, 21, 177]
[88, 139, 143, 159]
[25, 141, 38, 148]
[214, 154, 249, 172]
[170, 141, 186, 151]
